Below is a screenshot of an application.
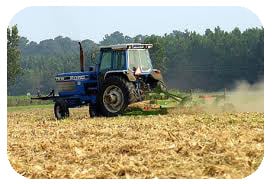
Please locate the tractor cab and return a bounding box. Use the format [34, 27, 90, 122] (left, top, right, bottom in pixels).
[98, 43, 153, 75]
[97, 43, 163, 90]
[87, 43, 164, 116]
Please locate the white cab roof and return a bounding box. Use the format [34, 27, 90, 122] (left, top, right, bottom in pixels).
[100, 43, 153, 50]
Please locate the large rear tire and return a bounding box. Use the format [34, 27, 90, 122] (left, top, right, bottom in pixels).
[54, 100, 69, 120]
[98, 76, 132, 117]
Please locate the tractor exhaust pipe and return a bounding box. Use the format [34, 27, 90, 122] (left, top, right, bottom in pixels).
[79, 42, 84, 72]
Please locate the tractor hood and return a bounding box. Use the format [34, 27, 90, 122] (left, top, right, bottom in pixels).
[55, 71, 96, 81]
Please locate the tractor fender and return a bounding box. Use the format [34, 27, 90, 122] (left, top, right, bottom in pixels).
[104, 70, 136, 82]
[150, 69, 163, 82]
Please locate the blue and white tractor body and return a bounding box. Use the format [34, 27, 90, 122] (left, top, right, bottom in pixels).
[32, 43, 165, 119]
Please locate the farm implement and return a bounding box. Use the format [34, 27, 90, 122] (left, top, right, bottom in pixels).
[32, 43, 234, 119]
[141, 87, 234, 112]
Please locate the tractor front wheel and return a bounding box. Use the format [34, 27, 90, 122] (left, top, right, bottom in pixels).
[54, 100, 69, 120]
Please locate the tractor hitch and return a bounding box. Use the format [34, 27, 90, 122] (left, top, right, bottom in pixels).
[31, 89, 56, 101]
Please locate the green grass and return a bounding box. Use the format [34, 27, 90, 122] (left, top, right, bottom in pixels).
[7, 104, 53, 112]
[8, 96, 53, 107]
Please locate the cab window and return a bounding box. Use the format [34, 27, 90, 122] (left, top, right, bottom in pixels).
[113, 51, 126, 70]
[100, 51, 112, 71]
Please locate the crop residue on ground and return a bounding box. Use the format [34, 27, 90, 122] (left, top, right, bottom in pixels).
[7, 107, 263, 179]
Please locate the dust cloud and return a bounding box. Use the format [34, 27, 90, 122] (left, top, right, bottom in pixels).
[226, 80, 264, 112]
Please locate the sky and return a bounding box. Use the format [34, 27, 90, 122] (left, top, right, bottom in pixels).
[9, 6, 262, 43]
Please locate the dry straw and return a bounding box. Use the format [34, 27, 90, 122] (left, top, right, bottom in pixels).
[8, 106, 263, 179]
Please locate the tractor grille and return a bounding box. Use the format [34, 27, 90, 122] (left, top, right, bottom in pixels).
[56, 81, 76, 92]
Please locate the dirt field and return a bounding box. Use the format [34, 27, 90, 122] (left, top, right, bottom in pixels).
[7, 106, 264, 179]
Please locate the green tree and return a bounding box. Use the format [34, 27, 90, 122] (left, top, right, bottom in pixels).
[7, 25, 21, 87]
[100, 31, 133, 45]
[8, 28, 264, 95]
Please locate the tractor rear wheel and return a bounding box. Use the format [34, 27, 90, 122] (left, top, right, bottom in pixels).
[54, 100, 69, 120]
[98, 76, 131, 117]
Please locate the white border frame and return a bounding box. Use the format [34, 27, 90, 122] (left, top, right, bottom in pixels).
[1, 1, 271, 184]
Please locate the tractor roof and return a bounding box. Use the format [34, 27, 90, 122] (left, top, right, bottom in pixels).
[100, 43, 153, 50]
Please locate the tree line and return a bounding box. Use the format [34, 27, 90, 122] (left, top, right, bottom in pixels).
[7, 27, 263, 95]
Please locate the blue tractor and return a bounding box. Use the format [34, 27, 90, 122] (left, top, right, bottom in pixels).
[32, 43, 165, 119]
